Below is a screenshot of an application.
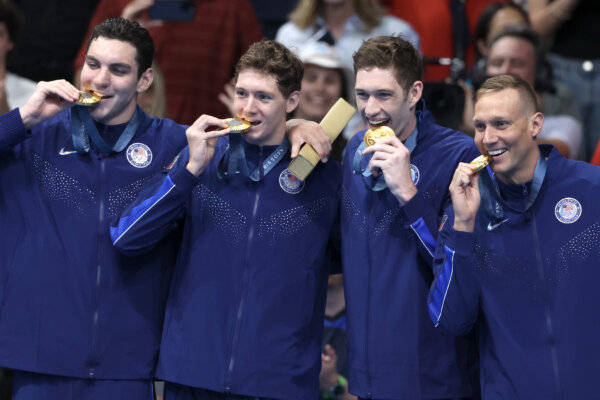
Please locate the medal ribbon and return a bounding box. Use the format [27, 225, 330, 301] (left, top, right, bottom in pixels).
[217, 136, 290, 181]
[479, 153, 547, 221]
[352, 126, 418, 191]
[71, 106, 139, 154]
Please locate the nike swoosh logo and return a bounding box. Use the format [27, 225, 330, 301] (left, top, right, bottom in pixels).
[487, 219, 509, 231]
[59, 148, 77, 155]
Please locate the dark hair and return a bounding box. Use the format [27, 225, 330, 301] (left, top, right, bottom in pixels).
[0, 1, 22, 42]
[86, 17, 154, 78]
[476, 74, 538, 113]
[474, 2, 528, 60]
[353, 35, 422, 92]
[234, 39, 303, 98]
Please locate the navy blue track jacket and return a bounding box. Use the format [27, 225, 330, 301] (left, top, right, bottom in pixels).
[341, 101, 481, 399]
[429, 145, 600, 399]
[0, 107, 187, 379]
[111, 138, 341, 399]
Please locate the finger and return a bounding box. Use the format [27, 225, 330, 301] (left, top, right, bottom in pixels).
[290, 141, 301, 159]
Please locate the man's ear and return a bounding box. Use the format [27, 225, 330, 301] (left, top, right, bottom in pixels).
[530, 111, 544, 139]
[286, 90, 300, 114]
[408, 81, 423, 109]
[137, 68, 154, 93]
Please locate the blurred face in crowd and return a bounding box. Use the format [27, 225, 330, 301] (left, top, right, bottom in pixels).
[0, 22, 13, 62]
[486, 8, 528, 45]
[296, 64, 343, 122]
[355, 66, 421, 141]
[486, 36, 536, 86]
[80, 37, 153, 125]
[234, 68, 299, 146]
[473, 88, 542, 185]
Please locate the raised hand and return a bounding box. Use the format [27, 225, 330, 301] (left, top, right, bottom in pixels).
[185, 114, 230, 176]
[449, 162, 482, 232]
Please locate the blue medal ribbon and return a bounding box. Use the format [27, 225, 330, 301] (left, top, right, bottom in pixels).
[217, 136, 290, 181]
[352, 126, 418, 191]
[71, 106, 139, 155]
[479, 153, 547, 221]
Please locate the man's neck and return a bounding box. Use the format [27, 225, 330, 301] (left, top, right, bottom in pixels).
[398, 113, 417, 142]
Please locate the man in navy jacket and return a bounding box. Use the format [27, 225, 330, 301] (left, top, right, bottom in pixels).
[0, 18, 189, 400]
[429, 74, 600, 399]
[111, 40, 342, 400]
[341, 36, 480, 399]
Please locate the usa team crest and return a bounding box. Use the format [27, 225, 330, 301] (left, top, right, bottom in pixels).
[126, 143, 152, 168]
[279, 169, 305, 194]
[410, 164, 420, 185]
[555, 197, 582, 224]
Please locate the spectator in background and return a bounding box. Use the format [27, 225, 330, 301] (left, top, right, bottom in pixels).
[381, 0, 507, 81]
[529, 0, 600, 161]
[0, 1, 36, 113]
[472, 2, 528, 71]
[7, 0, 100, 83]
[74, 0, 263, 125]
[276, 0, 420, 77]
[467, 25, 582, 158]
[320, 275, 355, 400]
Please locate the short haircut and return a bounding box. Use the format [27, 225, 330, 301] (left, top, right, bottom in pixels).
[488, 24, 543, 66]
[0, 1, 22, 42]
[86, 17, 154, 78]
[234, 39, 303, 98]
[353, 35, 422, 93]
[476, 74, 538, 113]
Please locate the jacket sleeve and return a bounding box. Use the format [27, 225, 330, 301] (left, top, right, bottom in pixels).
[0, 109, 30, 151]
[110, 148, 198, 255]
[427, 213, 481, 336]
[401, 190, 446, 267]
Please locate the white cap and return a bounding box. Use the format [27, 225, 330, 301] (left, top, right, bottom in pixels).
[298, 41, 347, 70]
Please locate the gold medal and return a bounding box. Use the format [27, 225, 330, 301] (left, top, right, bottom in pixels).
[76, 90, 103, 106]
[470, 154, 491, 173]
[363, 126, 395, 147]
[225, 117, 251, 134]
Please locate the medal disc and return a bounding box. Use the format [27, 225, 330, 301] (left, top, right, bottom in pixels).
[225, 117, 251, 134]
[364, 126, 395, 146]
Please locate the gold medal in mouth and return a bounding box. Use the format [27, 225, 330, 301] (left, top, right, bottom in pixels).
[363, 125, 395, 147]
[225, 117, 252, 134]
[470, 154, 491, 173]
[75, 90, 103, 106]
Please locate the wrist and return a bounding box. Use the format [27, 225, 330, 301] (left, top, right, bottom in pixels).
[453, 220, 475, 232]
[321, 374, 347, 399]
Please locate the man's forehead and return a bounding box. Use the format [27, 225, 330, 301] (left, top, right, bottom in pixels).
[87, 37, 137, 63]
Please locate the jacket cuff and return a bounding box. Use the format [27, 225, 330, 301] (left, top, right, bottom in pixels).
[447, 229, 476, 253]
[401, 191, 434, 224]
[169, 164, 201, 194]
[0, 108, 28, 149]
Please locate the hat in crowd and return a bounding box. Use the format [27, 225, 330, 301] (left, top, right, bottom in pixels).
[298, 41, 347, 70]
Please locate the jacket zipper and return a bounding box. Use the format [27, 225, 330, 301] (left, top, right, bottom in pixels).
[89, 157, 105, 378]
[364, 191, 374, 398]
[531, 211, 563, 398]
[224, 148, 263, 392]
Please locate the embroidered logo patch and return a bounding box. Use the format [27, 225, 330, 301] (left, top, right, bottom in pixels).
[555, 197, 582, 224]
[126, 143, 152, 168]
[279, 169, 305, 194]
[410, 164, 420, 185]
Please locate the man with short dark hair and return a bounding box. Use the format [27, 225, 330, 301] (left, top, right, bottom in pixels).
[111, 39, 342, 400]
[341, 35, 480, 399]
[0, 17, 188, 400]
[429, 74, 600, 398]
